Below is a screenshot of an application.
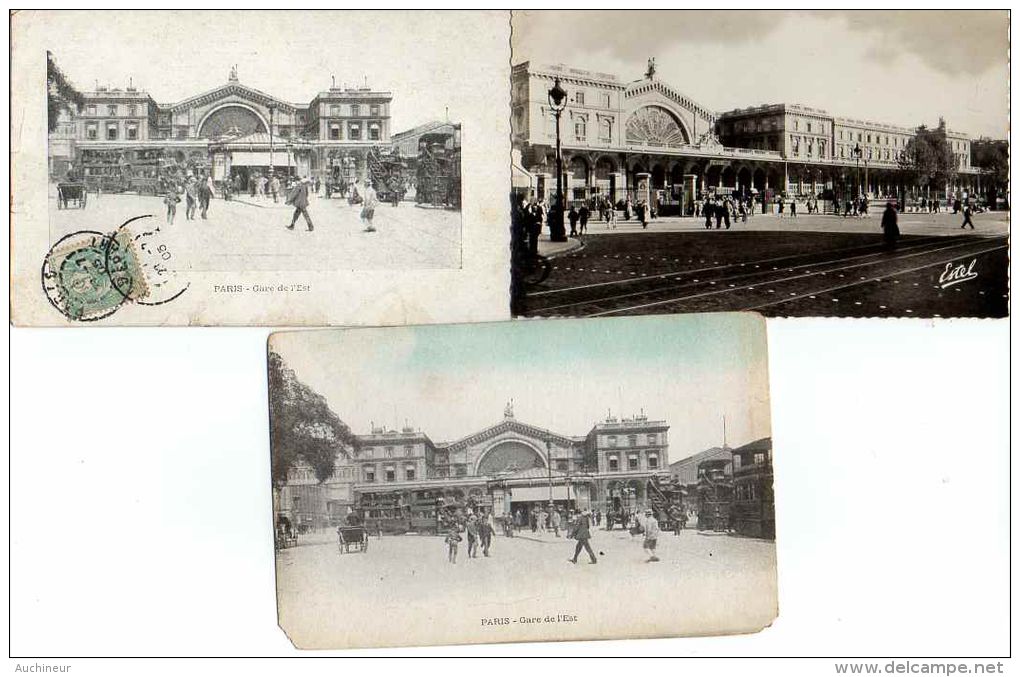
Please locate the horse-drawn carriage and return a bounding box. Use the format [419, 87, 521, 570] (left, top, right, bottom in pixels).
[337, 525, 369, 554]
[56, 182, 87, 209]
[275, 516, 298, 550]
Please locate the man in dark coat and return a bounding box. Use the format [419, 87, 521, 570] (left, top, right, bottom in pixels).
[881, 202, 899, 250]
[578, 204, 590, 234]
[478, 514, 494, 556]
[568, 509, 598, 564]
[961, 202, 975, 230]
[567, 205, 579, 236]
[704, 197, 714, 229]
[285, 177, 314, 232]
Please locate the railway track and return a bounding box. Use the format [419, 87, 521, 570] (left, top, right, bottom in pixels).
[522, 234, 1007, 318]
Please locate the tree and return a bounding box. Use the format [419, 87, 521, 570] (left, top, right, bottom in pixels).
[268, 351, 356, 489]
[46, 51, 83, 133]
[972, 139, 1008, 186]
[898, 119, 957, 195]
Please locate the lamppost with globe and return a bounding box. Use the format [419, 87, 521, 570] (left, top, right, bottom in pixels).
[547, 77, 568, 242]
[853, 142, 862, 200]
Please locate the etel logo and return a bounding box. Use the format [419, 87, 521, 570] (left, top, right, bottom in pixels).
[938, 259, 978, 290]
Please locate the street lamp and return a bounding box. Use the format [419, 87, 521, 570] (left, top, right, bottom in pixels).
[268, 104, 276, 176]
[546, 436, 554, 506]
[547, 77, 568, 242]
[853, 143, 862, 200]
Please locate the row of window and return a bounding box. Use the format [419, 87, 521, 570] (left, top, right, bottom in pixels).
[571, 116, 613, 144]
[837, 129, 909, 148]
[604, 433, 659, 448]
[734, 482, 759, 501]
[363, 464, 418, 483]
[791, 119, 828, 135]
[790, 136, 828, 159]
[84, 103, 144, 118]
[835, 144, 906, 162]
[569, 89, 613, 110]
[361, 444, 417, 459]
[605, 452, 659, 472]
[326, 103, 382, 117]
[85, 121, 139, 141]
[327, 121, 382, 141]
[733, 451, 769, 469]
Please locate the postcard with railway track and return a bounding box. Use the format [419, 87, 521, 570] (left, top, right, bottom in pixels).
[10, 9, 509, 326]
[268, 313, 776, 649]
[510, 10, 1009, 319]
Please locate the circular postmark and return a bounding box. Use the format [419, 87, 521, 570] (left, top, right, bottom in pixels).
[105, 215, 190, 306]
[41, 230, 129, 321]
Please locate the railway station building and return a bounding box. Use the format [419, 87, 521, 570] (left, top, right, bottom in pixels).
[511, 60, 986, 212]
[49, 67, 412, 189]
[278, 404, 671, 530]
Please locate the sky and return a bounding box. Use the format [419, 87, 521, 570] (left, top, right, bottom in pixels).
[512, 10, 1009, 139]
[270, 314, 772, 464]
[42, 10, 505, 133]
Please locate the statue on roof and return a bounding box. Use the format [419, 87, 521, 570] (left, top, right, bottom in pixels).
[229, 64, 238, 82]
[503, 398, 515, 419]
[645, 57, 656, 81]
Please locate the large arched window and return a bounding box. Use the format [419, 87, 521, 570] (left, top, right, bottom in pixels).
[198, 105, 267, 138]
[625, 106, 689, 147]
[476, 440, 545, 476]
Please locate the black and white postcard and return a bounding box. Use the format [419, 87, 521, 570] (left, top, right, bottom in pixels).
[510, 10, 1009, 319]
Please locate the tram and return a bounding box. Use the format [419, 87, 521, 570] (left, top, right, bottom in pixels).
[415, 129, 461, 209]
[354, 489, 444, 535]
[75, 147, 208, 195]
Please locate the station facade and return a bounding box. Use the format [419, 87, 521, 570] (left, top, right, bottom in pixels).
[49, 67, 402, 186]
[278, 406, 671, 529]
[511, 61, 986, 212]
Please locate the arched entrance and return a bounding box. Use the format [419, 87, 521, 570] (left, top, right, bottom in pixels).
[753, 167, 766, 192]
[706, 165, 723, 191]
[651, 163, 666, 190]
[568, 156, 590, 201]
[594, 156, 618, 201]
[721, 165, 737, 192]
[737, 167, 753, 197]
[669, 163, 684, 186]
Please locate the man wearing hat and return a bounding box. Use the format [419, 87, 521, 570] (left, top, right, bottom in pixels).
[568, 508, 597, 565]
[285, 177, 315, 232]
[465, 512, 480, 558]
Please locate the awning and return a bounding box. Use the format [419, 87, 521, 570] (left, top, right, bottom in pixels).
[229, 151, 293, 167]
[510, 485, 570, 502]
[512, 161, 535, 189]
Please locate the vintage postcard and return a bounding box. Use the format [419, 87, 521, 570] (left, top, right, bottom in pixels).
[11, 10, 509, 325]
[269, 313, 776, 649]
[510, 10, 1009, 319]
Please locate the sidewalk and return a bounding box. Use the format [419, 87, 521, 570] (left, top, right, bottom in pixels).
[538, 236, 584, 258]
[538, 210, 1009, 242]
